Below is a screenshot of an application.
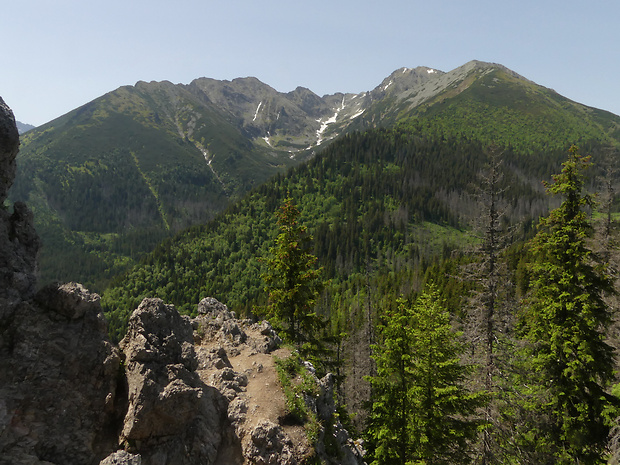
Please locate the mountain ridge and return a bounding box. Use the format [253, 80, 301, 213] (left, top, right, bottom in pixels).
[10, 59, 620, 291]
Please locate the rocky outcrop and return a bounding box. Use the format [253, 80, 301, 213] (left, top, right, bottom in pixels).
[0, 97, 39, 322]
[0, 97, 19, 203]
[112, 298, 225, 465]
[1, 101, 121, 464]
[0, 283, 121, 465]
[1, 288, 365, 465]
[192, 297, 365, 465]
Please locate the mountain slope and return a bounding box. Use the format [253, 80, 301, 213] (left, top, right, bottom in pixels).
[102, 126, 590, 339]
[16, 120, 35, 133]
[352, 61, 620, 151]
[10, 60, 620, 291]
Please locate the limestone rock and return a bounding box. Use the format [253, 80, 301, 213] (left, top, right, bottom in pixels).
[119, 298, 226, 464]
[0, 285, 121, 465]
[192, 296, 365, 465]
[35, 281, 104, 320]
[0, 204, 40, 320]
[247, 421, 297, 465]
[0, 96, 18, 204]
[0, 98, 40, 320]
[197, 296, 234, 318]
[195, 297, 247, 346]
[99, 451, 142, 465]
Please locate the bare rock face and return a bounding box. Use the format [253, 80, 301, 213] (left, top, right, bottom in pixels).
[1, 99, 122, 464]
[0, 283, 121, 465]
[0, 98, 40, 320]
[114, 298, 226, 465]
[0, 96, 18, 204]
[247, 421, 297, 465]
[99, 450, 142, 465]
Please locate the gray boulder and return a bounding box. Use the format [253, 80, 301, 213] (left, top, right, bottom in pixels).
[0, 98, 40, 320]
[0, 96, 18, 204]
[0, 284, 121, 465]
[99, 451, 142, 465]
[118, 298, 226, 464]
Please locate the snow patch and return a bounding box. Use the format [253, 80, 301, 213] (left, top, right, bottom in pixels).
[402, 67, 409, 73]
[350, 109, 365, 120]
[383, 80, 393, 91]
[315, 97, 346, 146]
[253, 101, 263, 122]
[263, 136, 272, 147]
[427, 69, 436, 74]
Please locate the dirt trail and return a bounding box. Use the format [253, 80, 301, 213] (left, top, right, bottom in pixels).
[196, 322, 311, 462]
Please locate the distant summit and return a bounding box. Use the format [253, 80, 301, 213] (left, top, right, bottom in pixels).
[16, 120, 35, 134]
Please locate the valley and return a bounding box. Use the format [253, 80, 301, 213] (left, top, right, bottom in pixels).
[5, 59, 620, 463]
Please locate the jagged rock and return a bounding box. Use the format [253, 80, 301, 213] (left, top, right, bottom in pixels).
[0, 285, 121, 465]
[210, 367, 249, 401]
[0, 96, 18, 204]
[0, 98, 40, 319]
[1, 99, 121, 464]
[99, 450, 142, 465]
[247, 421, 297, 465]
[305, 371, 367, 465]
[197, 296, 235, 318]
[195, 297, 247, 346]
[250, 321, 282, 354]
[195, 345, 233, 370]
[35, 281, 103, 320]
[192, 296, 365, 465]
[118, 298, 226, 464]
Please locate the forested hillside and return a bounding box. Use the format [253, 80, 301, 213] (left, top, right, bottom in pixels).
[100, 124, 620, 462]
[11, 61, 620, 294]
[10, 80, 304, 291]
[102, 124, 600, 338]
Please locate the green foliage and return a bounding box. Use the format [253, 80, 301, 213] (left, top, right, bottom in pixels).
[101, 130, 511, 339]
[10, 84, 299, 290]
[260, 196, 325, 352]
[366, 284, 486, 465]
[275, 352, 322, 444]
[400, 68, 620, 155]
[516, 146, 618, 464]
[101, 126, 574, 343]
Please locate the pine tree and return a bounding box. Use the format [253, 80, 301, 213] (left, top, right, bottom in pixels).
[260, 195, 325, 355]
[517, 145, 618, 464]
[366, 284, 485, 465]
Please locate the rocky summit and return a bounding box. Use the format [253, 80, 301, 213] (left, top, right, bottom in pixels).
[0, 99, 364, 464]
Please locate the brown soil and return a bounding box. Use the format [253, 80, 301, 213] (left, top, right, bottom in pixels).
[197, 323, 312, 462]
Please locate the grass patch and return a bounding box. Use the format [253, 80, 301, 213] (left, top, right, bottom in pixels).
[275, 351, 322, 444]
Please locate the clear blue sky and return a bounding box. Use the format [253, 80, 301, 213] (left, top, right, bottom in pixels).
[3, 0, 619, 126]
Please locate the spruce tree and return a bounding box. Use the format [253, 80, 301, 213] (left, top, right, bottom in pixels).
[366, 284, 485, 465]
[517, 145, 617, 464]
[261, 195, 325, 355]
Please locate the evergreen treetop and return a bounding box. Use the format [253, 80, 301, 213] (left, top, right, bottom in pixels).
[260, 195, 325, 354]
[518, 145, 617, 464]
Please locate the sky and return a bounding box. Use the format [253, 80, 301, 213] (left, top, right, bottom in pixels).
[3, 0, 620, 127]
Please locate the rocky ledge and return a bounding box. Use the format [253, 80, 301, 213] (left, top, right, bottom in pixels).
[1, 288, 365, 465]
